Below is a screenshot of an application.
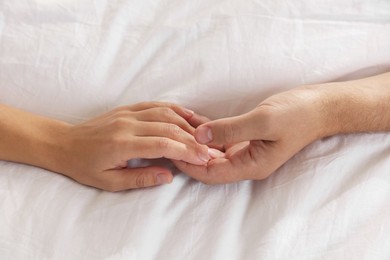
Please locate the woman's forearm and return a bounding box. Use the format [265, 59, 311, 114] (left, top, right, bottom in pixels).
[0, 102, 215, 191]
[0, 104, 70, 171]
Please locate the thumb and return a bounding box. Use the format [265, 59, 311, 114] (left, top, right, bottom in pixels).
[195, 112, 260, 145]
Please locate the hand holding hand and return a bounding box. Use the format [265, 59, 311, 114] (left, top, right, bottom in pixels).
[52, 102, 213, 191]
[174, 86, 327, 184]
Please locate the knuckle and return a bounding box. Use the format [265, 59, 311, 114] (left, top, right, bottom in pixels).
[135, 174, 147, 188]
[160, 107, 176, 120]
[157, 137, 171, 150]
[111, 117, 129, 129]
[166, 124, 182, 137]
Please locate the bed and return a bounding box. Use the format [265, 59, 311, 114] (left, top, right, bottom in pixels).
[1, 0, 390, 259]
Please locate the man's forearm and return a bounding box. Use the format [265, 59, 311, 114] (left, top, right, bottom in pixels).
[0, 105, 70, 171]
[318, 72, 390, 137]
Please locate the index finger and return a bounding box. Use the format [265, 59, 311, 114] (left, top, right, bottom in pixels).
[128, 136, 210, 166]
[126, 102, 195, 120]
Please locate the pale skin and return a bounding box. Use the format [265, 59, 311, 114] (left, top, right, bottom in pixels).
[0, 102, 221, 191]
[175, 72, 390, 184]
[1, 72, 389, 190]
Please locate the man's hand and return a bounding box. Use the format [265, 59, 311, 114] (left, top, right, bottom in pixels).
[174, 86, 325, 184]
[174, 72, 390, 184]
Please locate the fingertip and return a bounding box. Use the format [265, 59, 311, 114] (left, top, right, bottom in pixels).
[208, 148, 225, 159]
[181, 107, 194, 118]
[173, 105, 194, 119]
[198, 147, 211, 164]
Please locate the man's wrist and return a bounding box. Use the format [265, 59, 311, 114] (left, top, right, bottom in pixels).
[315, 73, 390, 138]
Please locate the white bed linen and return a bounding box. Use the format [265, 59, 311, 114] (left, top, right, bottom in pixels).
[1, 0, 390, 259]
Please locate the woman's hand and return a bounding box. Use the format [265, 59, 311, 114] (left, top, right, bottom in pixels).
[56, 102, 216, 191]
[0, 102, 212, 191]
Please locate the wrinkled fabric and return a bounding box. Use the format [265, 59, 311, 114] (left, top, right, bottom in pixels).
[0, 0, 390, 259]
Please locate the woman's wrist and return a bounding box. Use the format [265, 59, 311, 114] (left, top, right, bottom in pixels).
[32, 118, 73, 175]
[0, 104, 73, 174]
[16, 114, 73, 175]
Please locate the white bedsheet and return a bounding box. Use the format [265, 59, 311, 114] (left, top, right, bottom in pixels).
[1, 0, 390, 259]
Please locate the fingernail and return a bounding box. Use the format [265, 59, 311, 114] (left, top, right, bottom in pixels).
[198, 151, 211, 163]
[196, 126, 213, 144]
[182, 108, 194, 117]
[208, 148, 225, 159]
[156, 174, 170, 185]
